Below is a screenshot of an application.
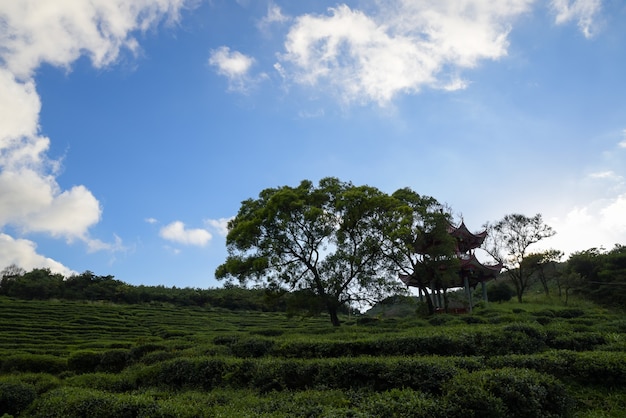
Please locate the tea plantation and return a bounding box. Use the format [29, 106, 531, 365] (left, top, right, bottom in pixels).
[1, 296, 625, 417]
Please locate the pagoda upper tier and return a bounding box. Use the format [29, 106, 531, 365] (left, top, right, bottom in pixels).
[448, 221, 488, 254]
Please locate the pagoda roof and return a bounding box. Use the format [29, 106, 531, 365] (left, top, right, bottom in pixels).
[459, 253, 503, 287]
[448, 221, 488, 253]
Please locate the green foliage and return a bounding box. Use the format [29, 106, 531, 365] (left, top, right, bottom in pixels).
[568, 245, 626, 307]
[98, 349, 131, 373]
[484, 213, 556, 303]
[488, 281, 515, 302]
[68, 351, 102, 374]
[216, 178, 455, 325]
[1, 296, 625, 417]
[0, 380, 37, 416]
[444, 368, 573, 418]
[487, 351, 626, 388]
[29, 387, 162, 418]
[1, 354, 66, 374]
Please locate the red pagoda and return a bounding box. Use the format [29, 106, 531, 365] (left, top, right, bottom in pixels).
[400, 220, 502, 312]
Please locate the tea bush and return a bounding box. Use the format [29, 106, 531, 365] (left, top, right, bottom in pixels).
[0, 380, 37, 416]
[443, 368, 573, 418]
[97, 349, 130, 373]
[29, 387, 162, 418]
[1, 353, 66, 374]
[67, 350, 102, 374]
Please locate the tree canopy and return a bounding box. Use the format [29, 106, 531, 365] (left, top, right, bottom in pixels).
[215, 178, 457, 325]
[483, 213, 556, 303]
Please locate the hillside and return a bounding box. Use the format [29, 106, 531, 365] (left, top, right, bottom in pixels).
[0, 296, 625, 417]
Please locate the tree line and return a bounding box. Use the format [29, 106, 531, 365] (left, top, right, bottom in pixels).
[0, 268, 297, 312]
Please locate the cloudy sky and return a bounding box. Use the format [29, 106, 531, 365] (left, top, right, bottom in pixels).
[1, 0, 625, 288]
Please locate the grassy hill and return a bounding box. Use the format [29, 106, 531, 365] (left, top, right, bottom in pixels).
[0, 295, 624, 417]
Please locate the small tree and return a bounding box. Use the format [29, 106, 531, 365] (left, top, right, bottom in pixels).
[522, 249, 563, 296]
[483, 214, 556, 303]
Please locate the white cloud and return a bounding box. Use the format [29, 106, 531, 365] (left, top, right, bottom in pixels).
[0, 0, 189, 271]
[205, 217, 233, 237]
[619, 129, 626, 148]
[159, 221, 212, 246]
[588, 170, 623, 182]
[86, 234, 126, 254]
[0, 233, 75, 276]
[208, 46, 257, 92]
[546, 193, 626, 256]
[257, 3, 289, 31]
[276, 0, 534, 106]
[0, 0, 187, 80]
[145, 217, 158, 224]
[551, 0, 601, 38]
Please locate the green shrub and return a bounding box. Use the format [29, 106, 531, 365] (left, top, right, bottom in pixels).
[129, 343, 168, 361]
[65, 372, 136, 393]
[97, 349, 130, 373]
[556, 308, 585, 319]
[0, 381, 37, 416]
[428, 314, 458, 326]
[487, 351, 626, 388]
[68, 350, 102, 374]
[29, 387, 161, 418]
[444, 368, 573, 418]
[1, 353, 66, 374]
[363, 388, 442, 417]
[140, 350, 175, 365]
[460, 316, 487, 325]
[546, 331, 606, 351]
[229, 338, 275, 358]
[487, 282, 514, 303]
[151, 357, 227, 390]
[0, 373, 60, 395]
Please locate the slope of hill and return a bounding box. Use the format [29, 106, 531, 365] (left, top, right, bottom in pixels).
[0, 296, 624, 417]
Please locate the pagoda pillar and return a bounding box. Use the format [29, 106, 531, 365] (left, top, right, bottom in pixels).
[481, 281, 488, 304]
[464, 277, 473, 313]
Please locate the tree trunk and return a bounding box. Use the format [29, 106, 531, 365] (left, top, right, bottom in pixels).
[327, 305, 341, 327]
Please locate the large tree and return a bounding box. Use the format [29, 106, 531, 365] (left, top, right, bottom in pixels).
[483, 213, 556, 303]
[215, 178, 404, 326]
[378, 188, 459, 315]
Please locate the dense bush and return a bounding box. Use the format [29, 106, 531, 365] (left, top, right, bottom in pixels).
[443, 368, 573, 418]
[487, 281, 515, 303]
[487, 350, 626, 387]
[64, 372, 136, 393]
[1, 353, 66, 374]
[67, 350, 102, 374]
[98, 349, 130, 373]
[29, 387, 162, 418]
[0, 380, 37, 416]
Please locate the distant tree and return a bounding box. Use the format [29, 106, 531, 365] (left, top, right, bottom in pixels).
[215, 178, 405, 326]
[378, 188, 459, 315]
[568, 245, 626, 307]
[560, 271, 585, 305]
[483, 213, 556, 303]
[1, 263, 25, 278]
[1, 268, 64, 300]
[522, 249, 563, 296]
[0, 264, 26, 295]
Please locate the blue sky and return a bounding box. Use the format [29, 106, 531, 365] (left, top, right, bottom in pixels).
[1, 0, 625, 289]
